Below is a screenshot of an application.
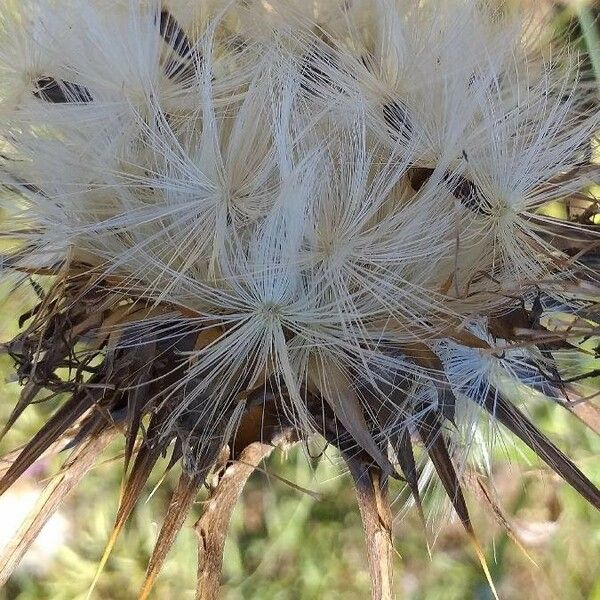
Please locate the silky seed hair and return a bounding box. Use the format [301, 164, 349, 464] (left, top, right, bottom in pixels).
[0, 1, 599, 598]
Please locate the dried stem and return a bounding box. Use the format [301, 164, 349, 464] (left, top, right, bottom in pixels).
[194, 442, 274, 600]
[347, 458, 395, 600]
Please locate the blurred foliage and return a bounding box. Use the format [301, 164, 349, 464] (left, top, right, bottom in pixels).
[1, 2, 600, 600]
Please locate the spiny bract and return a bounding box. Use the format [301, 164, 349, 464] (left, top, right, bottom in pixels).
[0, 1, 599, 598]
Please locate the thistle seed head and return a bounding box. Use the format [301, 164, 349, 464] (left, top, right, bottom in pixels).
[0, 1, 598, 598]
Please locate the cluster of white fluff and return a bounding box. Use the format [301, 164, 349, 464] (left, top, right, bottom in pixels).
[0, 0, 598, 481]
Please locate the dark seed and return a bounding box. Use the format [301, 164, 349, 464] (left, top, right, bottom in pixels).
[33, 77, 93, 103]
[159, 10, 192, 58]
[300, 47, 339, 96]
[159, 11, 201, 82]
[408, 167, 434, 192]
[408, 166, 492, 216]
[448, 174, 492, 215]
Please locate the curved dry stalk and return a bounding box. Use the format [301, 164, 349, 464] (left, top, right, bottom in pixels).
[346, 458, 395, 600]
[194, 442, 275, 600]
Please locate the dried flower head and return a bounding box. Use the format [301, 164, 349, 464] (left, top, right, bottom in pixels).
[0, 1, 599, 598]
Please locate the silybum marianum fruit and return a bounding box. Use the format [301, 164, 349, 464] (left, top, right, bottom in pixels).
[0, 1, 598, 598]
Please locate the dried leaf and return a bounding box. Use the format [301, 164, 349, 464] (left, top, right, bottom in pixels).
[0, 391, 96, 496]
[562, 387, 600, 435]
[415, 411, 500, 600]
[392, 428, 425, 524]
[0, 430, 115, 588]
[138, 472, 202, 600]
[87, 427, 167, 598]
[483, 392, 600, 510]
[415, 411, 472, 532]
[0, 381, 42, 442]
[309, 359, 393, 476]
[123, 343, 157, 475]
[467, 473, 537, 566]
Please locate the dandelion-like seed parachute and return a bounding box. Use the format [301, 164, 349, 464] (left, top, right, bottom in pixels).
[0, 1, 599, 598]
